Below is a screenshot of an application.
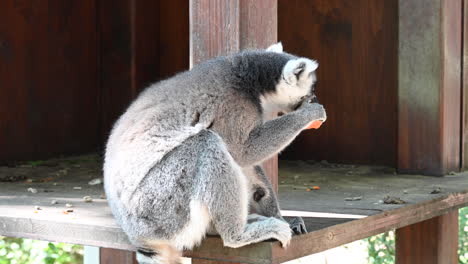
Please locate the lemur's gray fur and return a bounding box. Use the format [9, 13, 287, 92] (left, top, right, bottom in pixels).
[104, 43, 326, 264]
[247, 166, 307, 235]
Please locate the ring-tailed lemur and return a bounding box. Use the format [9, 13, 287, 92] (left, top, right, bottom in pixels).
[104, 43, 326, 264]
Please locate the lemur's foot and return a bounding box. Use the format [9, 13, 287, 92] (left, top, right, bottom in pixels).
[287, 216, 307, 235]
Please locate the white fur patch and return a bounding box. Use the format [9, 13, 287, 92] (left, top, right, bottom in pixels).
[266, 42, 283, 53]
[171, 200, 211, 250]
[260, 57, 318, 116]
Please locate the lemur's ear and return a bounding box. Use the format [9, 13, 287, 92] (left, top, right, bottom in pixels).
[266, 42, 283, 53]
[283, 58, 319, 85]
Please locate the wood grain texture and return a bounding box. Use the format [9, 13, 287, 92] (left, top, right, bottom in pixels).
[239, 0, 277, 50]
[189, 0, 240, 67]
[100, 248, 137, 264]
[278, 0, 398, 166]
[99, 0, 190, 140]
[395, 211, 459, 264]
[158, 0, 190, 80]
[398, 0, 462, 175]
[0, 0, 100, 162]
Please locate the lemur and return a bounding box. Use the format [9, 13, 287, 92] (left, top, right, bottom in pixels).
[104, 43, 326, 264]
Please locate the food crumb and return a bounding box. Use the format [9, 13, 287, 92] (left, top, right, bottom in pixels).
[306, 188, 311, 192]
[345, 196, 362, 201]
[83, 196, 93, 203]
[27, 188, 37, 194]
[88, 178, 103, 185]
[312, 186, 320, 190]
[383, 196, 406, 204]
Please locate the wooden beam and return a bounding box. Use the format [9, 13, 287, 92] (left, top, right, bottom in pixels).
[398, 0, 462, 175]
[395, 210, 459, 264]
[189, 0, 240, 67]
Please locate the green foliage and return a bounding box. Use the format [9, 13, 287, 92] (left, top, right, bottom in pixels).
[366, 230, 395, 264]
[367, 207, 468, 264]
[0, 237, 83, 264]
[460, 207, 468, 264]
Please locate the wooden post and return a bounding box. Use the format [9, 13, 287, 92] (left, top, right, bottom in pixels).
[395, 211, 459, 264]
[398, 0, 462, 175]
[190, 0, 278, 263]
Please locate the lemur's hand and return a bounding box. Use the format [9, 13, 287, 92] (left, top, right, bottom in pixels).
[286, 216, 307, 235]
[297, 101, 327, 123]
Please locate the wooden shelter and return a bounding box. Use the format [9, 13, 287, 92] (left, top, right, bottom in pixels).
[0, 0, 467, 263]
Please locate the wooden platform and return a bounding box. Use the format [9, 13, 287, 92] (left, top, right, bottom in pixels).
[0, 155, 467, 264]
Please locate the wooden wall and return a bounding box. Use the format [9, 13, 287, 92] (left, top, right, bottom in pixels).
[278, 0, 399, 166]
[1, 0, 401, 167]
[0, 0, 189, 163]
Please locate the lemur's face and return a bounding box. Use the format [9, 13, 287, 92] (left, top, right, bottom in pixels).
[260, 43, 319, 115]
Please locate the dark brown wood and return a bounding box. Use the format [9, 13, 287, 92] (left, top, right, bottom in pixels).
[398, 0, 462, 175]
[1, 156, 468, 263]
[0, 0, 100, 162]
[278, 0, 399, 167]
[99, 0, 189, 141]
[395, 211, 459, 264]
[100, 248, 137, 264]
[158, 0, 190, 80]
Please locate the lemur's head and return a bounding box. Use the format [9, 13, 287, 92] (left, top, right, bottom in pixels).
[260, 42, 319, 115]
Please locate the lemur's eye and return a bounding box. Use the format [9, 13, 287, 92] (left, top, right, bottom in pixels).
[253, 187, 265, 202]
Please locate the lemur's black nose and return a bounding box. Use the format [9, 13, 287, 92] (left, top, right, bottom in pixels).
[309, 94, 319, 104]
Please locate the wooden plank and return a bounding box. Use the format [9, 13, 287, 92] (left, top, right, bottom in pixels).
[100, 248, 137, 264]
[1, 156, 468, 263]
[189, 0, 240, 67]
[97, 0, 149, 142]
[99, 0, 190, 141]
[398, 0, 462, 175]
[158, 0, 190, 80]
[278, 0, 398, 166]
[0, 0, 100, 162]
[395, 211, 459, 264]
